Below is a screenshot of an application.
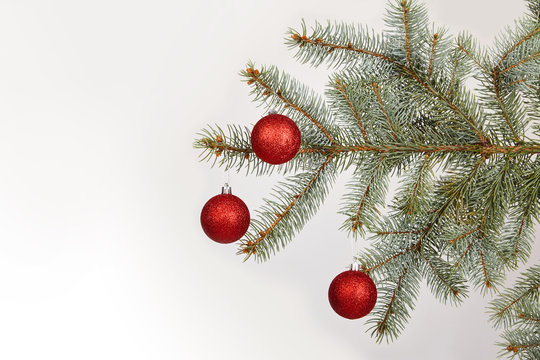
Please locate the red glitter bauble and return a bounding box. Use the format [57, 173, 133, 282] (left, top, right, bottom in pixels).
[328, 269, 377, 319]
[200, 193, 250, 244]
[250, 114, 301, 165]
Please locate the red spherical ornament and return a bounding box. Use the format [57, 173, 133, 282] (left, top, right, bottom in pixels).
[328, 268, 377, 319]
[250, 114, 301, 165]
[200, 186, 250, 244]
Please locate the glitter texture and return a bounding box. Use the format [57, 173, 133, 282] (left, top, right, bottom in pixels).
[250, 114, 301, 165]
[328, 270, 377, 319]
[200, 194, 250, 244]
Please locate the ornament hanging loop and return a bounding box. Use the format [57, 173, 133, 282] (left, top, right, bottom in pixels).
[222, 183, 232, 194]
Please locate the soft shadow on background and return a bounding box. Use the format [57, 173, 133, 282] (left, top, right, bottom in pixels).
[0, 0, 537, 359]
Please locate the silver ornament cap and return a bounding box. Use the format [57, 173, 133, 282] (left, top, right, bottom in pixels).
[222, 183, 232, 194]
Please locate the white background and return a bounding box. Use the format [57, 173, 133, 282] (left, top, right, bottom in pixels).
[0, 0, 538, 359]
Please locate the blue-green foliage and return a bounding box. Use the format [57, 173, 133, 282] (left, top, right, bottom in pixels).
[195, 0, 540, 355]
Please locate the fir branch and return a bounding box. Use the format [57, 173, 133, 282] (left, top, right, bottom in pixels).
[499, 329, 540, 359]
[395, 153, 433, 216]
[194, 124, 327, 175]
[456, 41, 491, 75]
[404, 68, 487, 143]
[196, 0, 540, 351]
[376, 229, 424, 236]
[505, 341, 540, 354]
[422, 253, 468, 304]
[500, 79, 540, 92]
[341, 156, 391, 237]
[452, 237, 476, 268]
[295, 143, 540, 156]
[497, 27, 540, 69]
[288, 27, 398, 66]
[479, 249, 492, 289]
[400, 0, 413, 68]
[499, 50, 540, 74]
[489, 265, 540, 329]
[427, 32, 438, 78]
[448, 226, 480, 245]
[239, 155, 336, 261]
[353, 158, 384, 229]
[334, 79, 370, 143]
[367, 264, 422, 342]
[244, 66, 336, 144]
[371, 82, 398, 141]
[517, 313, 540, 323]
[492, 68, 522, 142]
[363, 240, 421, 273]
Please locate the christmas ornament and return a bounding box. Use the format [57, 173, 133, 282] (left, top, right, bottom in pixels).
[200, 183, 250, 244]
[328, 264, 377, 319]
[250, 113, 301, 165]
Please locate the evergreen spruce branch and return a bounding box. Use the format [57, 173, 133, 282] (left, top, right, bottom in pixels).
[488, 17, 540, 144]
[401, 1, 413, 67]
[500, 159, 540, 264]
[290, 21, 493, 144]
[362, 239, 422, 274]
[241, 64, 337, 145]
[340, 156, 390, 238]
[422, 251, 468, 305]
[194, 0, 540, 350]
[405, 66, 488, 144]
[194, 124, 328, 175]
[286, 21, 397, 69]
[332, 79, 370, 143]
[489, 265, 540, 329]
[376, 229, 424, 236]
[500, 79, 540, 92]
[394, 153, 433, 216]
[448, 226, 480, 245]
[238, 156, 336, 261]
[476, 157, 513, 234]
[517, 311, 540, 325]
[499, 50, 540, 74]
[429, 156, 485, 224]
[384, 0, 429, 69]
[424, 27, 453, 81]
[498, 329, 540, 359]
[427, 32, 437, 78]
[452, 236, 477, 269]
[327, 75, 407, 146]
[456, 34, 491, 75]
[528, 0, 540, 21]
[255, 143, 540, 157]
[367, 264, 422, 342]
[432, 157, 515, 292]
[496, 26, 540, 70]
[290, 20, 488, 143]
[365, 155, 484, 280]
[419, 158, 510, 293]
[477, 231, 514, 291]
[424, 27, 454, 79]
[511, 199, 535, 260]
[480, 248, 494, 290]
[371, 82, 399, 141]
[490, 69, 523, 143]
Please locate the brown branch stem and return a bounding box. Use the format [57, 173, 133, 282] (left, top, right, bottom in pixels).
[372, 82, 398, 141]
[336, 80, 369, 143]
[246, 68, 336, 144]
